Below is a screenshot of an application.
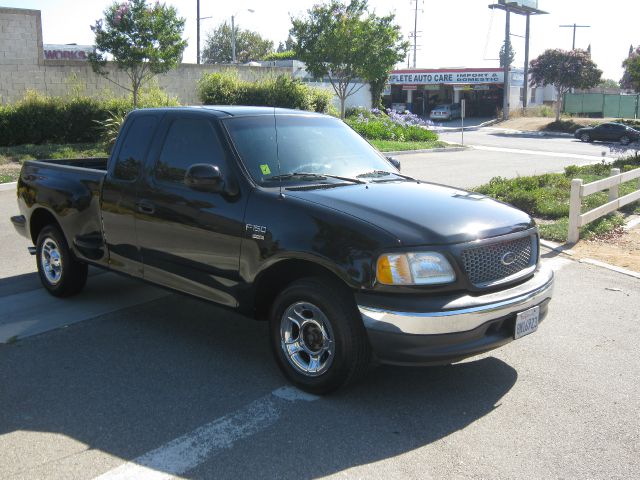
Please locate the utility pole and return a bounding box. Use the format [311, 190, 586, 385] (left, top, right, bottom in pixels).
[559, 23, 591, 50]
[503, 4, 510, 119]
[413, 0, 418, 68]
[196, 0, 200, 64]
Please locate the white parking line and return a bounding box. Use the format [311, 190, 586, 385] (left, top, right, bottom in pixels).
[471, 144, 614, 161]
[94, 387, 319, 480]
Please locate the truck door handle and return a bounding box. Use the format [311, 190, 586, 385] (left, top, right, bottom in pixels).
[136, 200, 155, 215]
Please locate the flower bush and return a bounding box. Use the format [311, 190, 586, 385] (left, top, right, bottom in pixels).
[345, 108, 437, 142]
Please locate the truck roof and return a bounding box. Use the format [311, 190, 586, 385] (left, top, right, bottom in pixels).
[128, 106, 325, 118]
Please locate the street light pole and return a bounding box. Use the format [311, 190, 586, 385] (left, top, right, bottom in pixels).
[231, 9, 255, 64]
[523, 12, 530, 109]
[231, 14, 236, 63]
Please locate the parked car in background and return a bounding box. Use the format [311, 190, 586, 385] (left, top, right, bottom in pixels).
[429, 103, 462, 121]
[574, 122, 640, 145]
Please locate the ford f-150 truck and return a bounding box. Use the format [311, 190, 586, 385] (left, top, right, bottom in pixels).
[11, 106, 554, 393]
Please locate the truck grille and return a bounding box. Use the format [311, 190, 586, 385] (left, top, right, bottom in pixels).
[461, 235, 534, 287]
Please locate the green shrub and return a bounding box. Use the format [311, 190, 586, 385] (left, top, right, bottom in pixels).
[262, 51, 297, 61]
[197, 70, 330, 113]
[345, 117, 438, 142]
[543, 119, 584, 133]
[0, 86, 179, 146]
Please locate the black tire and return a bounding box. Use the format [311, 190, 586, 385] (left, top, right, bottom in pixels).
[620, 135, 631, 145]
[580, 133, 591, 142]
[36, 225, 88, 297]
[269, 277, 371, 394]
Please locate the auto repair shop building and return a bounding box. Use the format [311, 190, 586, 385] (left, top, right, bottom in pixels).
[386, 67, 535, 117]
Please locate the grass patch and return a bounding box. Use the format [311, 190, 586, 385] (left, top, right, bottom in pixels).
[0, 172, 18, 183]
[370, 139, 448, 152]
[475, 156, 640, 242]
[0, 143, 107, 164]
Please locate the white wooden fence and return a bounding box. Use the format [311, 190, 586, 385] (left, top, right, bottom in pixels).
[568, 167, 640, 243]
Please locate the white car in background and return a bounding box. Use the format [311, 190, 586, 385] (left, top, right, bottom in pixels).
[430, 103, 462, 121]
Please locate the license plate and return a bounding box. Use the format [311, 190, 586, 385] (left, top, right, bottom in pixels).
[514, 306, 539, 339]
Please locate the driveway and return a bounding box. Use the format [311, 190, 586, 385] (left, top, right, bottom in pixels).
[1, 138, 639, 479]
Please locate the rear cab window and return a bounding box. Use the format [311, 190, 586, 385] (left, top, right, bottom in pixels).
[112, 115, 158, 181]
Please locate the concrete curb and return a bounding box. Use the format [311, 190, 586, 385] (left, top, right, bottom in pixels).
[384, 146, 467, 156]
[432, 118, 500, 133]
[482, 126, 574, 138]
[0, 181, 17, 191]
[578, 258, 640, 280]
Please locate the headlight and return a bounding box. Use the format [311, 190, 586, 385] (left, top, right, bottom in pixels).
[376, 252, 456, 285]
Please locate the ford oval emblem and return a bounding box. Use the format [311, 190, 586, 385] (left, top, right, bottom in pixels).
[501, 252, 517, 266]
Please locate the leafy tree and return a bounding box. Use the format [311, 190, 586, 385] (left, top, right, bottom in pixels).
[291, 0, 407, 118]
[263, 51, 297, 61]
[597, 78, 620, 89]
[276, 42, 286, 53]
[621, 46, 640, 92]
[89, 0, 187, 108]
[529, 48, 602, 121]
[499, 39, 515, 68]
[202, 22, 273, 64]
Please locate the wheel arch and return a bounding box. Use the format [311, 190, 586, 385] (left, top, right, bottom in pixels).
[252, 258, 354, 321]
[29, 208, 62, 245]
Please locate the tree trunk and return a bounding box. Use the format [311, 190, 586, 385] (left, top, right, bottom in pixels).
[555, 87, 562, 121]
[133, 82, 139, 109]
[340, 96, 346, 119]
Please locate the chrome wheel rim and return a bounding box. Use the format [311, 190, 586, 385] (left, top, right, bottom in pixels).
[41, 238, 63, 285]
[581, 134, 589, 142]
[280, 301, 335, 377]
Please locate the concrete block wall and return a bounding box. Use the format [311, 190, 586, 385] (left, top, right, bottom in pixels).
[0, 7, 293, 105]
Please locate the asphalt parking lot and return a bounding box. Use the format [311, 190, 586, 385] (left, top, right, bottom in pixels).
[1, 131, 639, 479]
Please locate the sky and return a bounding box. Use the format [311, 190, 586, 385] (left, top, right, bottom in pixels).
[4, 0, 639, 80]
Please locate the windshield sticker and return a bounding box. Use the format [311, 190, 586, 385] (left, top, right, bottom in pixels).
[260, 164, 271, 175]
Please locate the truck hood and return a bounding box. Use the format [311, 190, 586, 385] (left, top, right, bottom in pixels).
[284, 181, 534, 246]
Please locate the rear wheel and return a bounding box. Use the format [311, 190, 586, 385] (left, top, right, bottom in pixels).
[269, 277, 371, 394]
[620, 135, 631, 145]
[580, 133, 591, 142]
[36, 225, 88, 297]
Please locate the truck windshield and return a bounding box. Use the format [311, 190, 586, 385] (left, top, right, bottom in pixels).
[223, 115, 396, 186]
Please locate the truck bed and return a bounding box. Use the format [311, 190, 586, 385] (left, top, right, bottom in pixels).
[17, 157, 109, 263]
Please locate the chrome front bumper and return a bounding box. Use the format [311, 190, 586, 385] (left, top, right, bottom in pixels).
[358, 266, 554, 336]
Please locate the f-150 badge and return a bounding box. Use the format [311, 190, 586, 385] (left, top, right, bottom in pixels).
[246, 224, 267, 240]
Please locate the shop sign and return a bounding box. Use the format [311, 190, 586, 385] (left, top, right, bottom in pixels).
[402, 85, 418, 91]
[389, 71, 504, 85]
[44, 44, 92, 60]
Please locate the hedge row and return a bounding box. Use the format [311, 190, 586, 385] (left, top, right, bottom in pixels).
[0, 90, 179, 146]
[197, 71, 332, 113]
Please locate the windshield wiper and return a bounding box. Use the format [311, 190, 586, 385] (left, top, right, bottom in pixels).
[265, 172, 365, 184]
[356, 170, 416, 181]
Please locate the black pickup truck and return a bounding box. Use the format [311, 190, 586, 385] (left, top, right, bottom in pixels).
[11, 106, 553, 393]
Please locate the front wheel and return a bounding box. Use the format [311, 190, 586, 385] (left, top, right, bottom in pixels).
[36, 225, 88, 297]
[620, 135, 631, 145]
[580, 133, 591, 142]
[269, 277, 371, 394]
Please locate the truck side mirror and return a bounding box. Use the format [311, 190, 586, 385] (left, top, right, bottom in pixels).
[386, 156, 401, 171]
[185, 164, 224, 193]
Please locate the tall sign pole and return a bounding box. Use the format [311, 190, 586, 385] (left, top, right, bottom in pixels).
[489, 1, 548, 118]
[523, 13, 530, 109]
[413, 0, 418, 68]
